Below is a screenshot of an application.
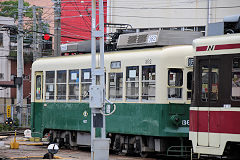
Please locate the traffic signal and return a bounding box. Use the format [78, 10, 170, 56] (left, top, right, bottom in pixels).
[42, 34, 53, 52]
[5, 117, 13, 126]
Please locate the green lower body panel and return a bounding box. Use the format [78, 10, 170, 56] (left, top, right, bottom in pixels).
[31, 102, 189, 138]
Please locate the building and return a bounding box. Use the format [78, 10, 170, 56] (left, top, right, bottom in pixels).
[0, 16, 14, 98]
[60, 0, 240, 44]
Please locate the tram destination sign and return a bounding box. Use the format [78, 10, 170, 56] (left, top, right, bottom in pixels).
[187, 57, 194, 67]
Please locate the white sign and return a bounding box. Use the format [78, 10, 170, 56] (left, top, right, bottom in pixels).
[147, 35, 157, 43]
[24, 129, 32, 138]
[46, 92, 50, 100]
[84, 72, 90, 79]
[49, 84, 54, 91]
[61, 44, 67, 51]
[129, 70, 136, 78]
[71, 73, 77, 80]
[106, 104, 111, 114]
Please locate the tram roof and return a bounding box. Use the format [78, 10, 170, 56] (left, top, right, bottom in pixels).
[193, 33, 240, 56]
[32, 45, 193, 71]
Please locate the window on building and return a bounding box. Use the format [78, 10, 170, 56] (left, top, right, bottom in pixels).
[142, 65, 155, 101]
[45, 71, 55, 100]
[69, 70, 79, 100]
[81, 69, 91, 100]
[126, 66, 139, 100]
[0, 33, 3, 47]
[168, 68, 183, 99]
[109, 73, 123, 101]
[232, 57, 240, 100]
[57, 70, 66, 100]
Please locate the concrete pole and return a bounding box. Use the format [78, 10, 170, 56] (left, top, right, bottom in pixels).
[54, 0, 61, 56]
[17, 0, 24, 126]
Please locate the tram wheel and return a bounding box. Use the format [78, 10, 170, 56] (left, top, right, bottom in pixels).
[140, 152, 149, 158]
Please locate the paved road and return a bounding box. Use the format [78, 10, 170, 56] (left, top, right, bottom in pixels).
[0, 135, 158, 160]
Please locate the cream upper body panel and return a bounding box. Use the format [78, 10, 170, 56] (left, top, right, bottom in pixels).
[31, 45, 194, 104]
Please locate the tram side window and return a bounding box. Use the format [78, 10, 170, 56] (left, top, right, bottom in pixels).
[187, 72, 192, 100]
[201, 66, 209, 102]
[81, 69, 91, 101]
[126, 66, 139, 101]
[69, 70, 79, 100]
[45, 71, 55, 100]
[36, 75, 42, 100]
[232, 57, 240, 100]
[57, 70, 67, 100]
[142, 65, 155, 101]
[109, 73, 123, 101]
[168, 68, 183, 99]
[211, 67, 219, 101]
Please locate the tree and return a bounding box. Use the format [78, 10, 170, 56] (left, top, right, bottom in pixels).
[0, 0, 32, 20]
[0, 0, 52, 56]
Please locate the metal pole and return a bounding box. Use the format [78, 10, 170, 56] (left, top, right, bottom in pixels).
[99, 0, 106, 139]
[17, 0, 24, 126]
[54, 0, 61, 56]
[33, 6, 37, 61]
[90, 0, 109, 159]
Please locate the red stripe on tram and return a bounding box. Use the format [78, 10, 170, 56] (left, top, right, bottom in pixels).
[190, 110, 240, 134]
[196, 43, 240, 52]
[196, 46, 208, 52]
[215, 43, 240, 50]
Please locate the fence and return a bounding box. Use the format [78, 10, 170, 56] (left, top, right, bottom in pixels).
[0, 98, 31, 128]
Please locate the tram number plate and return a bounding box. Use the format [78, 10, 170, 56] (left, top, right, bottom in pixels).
[182, 120, 189, 126]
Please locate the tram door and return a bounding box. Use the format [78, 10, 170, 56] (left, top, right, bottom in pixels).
[35, 72, 43, 101]
[32, 72, 43, 132]
[197, 57, 220, 148]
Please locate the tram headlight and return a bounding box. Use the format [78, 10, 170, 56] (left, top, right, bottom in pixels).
[170, 115, 181, 126]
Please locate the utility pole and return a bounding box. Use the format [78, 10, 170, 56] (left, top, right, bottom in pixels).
[33, 5, 37, 61]
[90, 0, 110, 159]
[54, 0, 61, 56]
[17, 0, 24, 126]
[37, 9, 43, 58]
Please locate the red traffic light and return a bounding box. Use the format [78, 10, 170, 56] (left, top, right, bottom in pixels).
[44, 34, 50, 40]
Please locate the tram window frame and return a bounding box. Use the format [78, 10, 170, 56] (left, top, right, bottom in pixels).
[142, 65, 156, 101]
[81, 68, 91, 101]
[198, 57, 221, 107]
[109, 73, 123, 101]
[45, 71, 55, 100]
[168, 68, 183, 99]
[68, 69, 79, 100]
[57, 70, 67, 100]
[126, 66, 139, 101]
[231, 57, 240, 101]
